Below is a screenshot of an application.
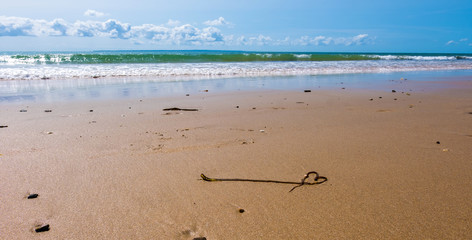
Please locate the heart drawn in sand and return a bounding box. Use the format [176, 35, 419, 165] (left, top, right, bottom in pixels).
[300, 171, 328, 185]
[288, 171, 328, 192]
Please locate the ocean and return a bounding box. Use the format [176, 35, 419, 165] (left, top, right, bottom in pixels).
[1, 50, 472, 102]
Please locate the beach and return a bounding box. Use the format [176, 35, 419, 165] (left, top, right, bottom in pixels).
[1, 75, 472, 239]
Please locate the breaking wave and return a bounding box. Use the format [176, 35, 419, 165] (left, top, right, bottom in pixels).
[0, 51, 471, 81]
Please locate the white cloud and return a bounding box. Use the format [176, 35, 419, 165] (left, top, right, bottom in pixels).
[446, 38, 472, 46]
[236, 35, 273, 46]
[131, 24, 169, 41]
[166, 25, 224, 45]
[201, 27, 224, 42]
[103, 19, 131, 38]
[66, 20, 131, 39]
[0, 16, 220, 45]
[203, 17, 231, 27]
[350, 34, 369, 45]
[314, 36, 333, 45]
[128, 23, 224, 45]
[0, 16, 70, 37]
[295, 34, 371, 46]
[50, 18, 68, 36]
[166, 19, 181, 27]
[170, 24, 199, 43]
[301, 36, 333, 46]
[446, 40, 456, 45]
[0, 15, 374, 48]
[84, 10, 106, 18]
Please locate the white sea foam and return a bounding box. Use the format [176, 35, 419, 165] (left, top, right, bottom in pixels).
[1, 60, 471, 81]
[294, 54, 311, 59]
[367, 55, 471, 61]
[0, 54, 70, 65]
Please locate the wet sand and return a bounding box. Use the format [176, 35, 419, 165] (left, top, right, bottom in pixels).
[1, 79, 472, 239]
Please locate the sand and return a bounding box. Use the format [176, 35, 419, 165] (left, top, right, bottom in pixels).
[1, 79, 472, 239]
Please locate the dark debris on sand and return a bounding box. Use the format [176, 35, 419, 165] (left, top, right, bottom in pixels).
[35, 224, 50, 233]
[163, 107, 199, 111]
[27, 193, 39, 199]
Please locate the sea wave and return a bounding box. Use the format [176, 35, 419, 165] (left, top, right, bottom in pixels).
[369, 55, 472, 61]
[1, 51, 471, 66]
[0, 52, 372, 65]
[1, 60, 471, 81]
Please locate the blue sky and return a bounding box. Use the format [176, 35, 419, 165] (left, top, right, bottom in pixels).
[0, 0, 471, 52]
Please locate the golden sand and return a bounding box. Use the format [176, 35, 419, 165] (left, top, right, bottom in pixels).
[1, 81, 472, 239]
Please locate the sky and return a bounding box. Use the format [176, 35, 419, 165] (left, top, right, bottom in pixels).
[0, 0, 471, 53]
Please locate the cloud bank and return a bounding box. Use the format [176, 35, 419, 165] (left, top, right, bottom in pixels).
[0, 14, 373, 48]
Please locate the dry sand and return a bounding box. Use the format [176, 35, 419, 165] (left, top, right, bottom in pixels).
[1, 79, 472, 239]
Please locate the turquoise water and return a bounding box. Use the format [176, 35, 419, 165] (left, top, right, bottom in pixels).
[1, 51, 471, 81]
[2, 51, 472, 65]
[0, 50, 471, 102]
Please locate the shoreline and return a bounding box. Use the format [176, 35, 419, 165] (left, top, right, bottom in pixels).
[1, 69, 472, 104]
[1, 75, 472, 239]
